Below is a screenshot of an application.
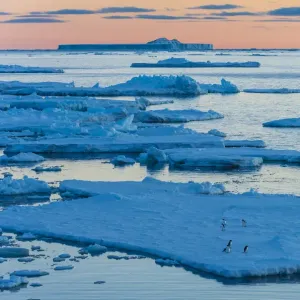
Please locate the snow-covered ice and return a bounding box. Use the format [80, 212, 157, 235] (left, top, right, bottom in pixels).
[263, 118, 300, 128]
[2, 178, 300, 278]
[134, 109, 224, 123]
[0, 175, 51, 196]
[131, 59, 260, 68]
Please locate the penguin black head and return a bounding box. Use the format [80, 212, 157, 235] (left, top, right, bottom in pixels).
[244, 245, 248, 253]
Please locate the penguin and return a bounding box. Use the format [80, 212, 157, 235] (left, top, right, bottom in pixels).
[227, 240, 232, 247]
[223, 246, 231, 253]
[222, 218, 227, 226]
[242, 219, 247, 227]
[243, 245, 248, 253]
[221, 223, 226, 231]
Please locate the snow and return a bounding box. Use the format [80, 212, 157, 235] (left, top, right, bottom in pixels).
[2, 178, 300, 278]
[54, 265, 74, 271]
[0, 175, 51, 196]
[208, 129, 227, 137]
[0, 64, 64, 74]
[33, 166, 62, 172]
[0, 275, 28, 290]
[134, 109, 224, 123]
[263, 118, 300, 128]
[11, 270, 49, 277]
[111, 155, 136, 166]
[0, 153, 45, 163]
[5, 134, 224, 154]
[0, 248, 29, 258]
[224, 140, 266, 148]
[131, 60, 260, 68]
[244, 88, 300, 94]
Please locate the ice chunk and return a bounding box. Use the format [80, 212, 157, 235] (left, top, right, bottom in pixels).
[0, 175, 51, 196]
[54, 265, 74, 271]
[0, 248, 29, 258]
[200, 79, 240, 94]
[263, 118, 300, 128]
[145, 147, 168, 164]
[79, 244, 107, 255]
[58, 253, 71, 259]
[0, 236, 9, 246]
[94, 280, 106, 284]
[111, 155, 136, 166]
[53, 257, 66, 262]
[18, 257, 35, 263]
[17, 232, 37, 241]
[11, 270, 49, 277]
[157, 57, 189, 65]
[30, 282, 43, 287]
[208, 129, 227, 137]
[0, 275, 28, 290]
[33, 166, 62, 172]
[134, 109, 224, 123]
[0, 64, 64, 74]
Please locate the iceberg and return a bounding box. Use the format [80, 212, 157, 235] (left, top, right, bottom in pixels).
[1, 178, 300, 278]
[0, 175, 51, 196]
[134, 109, 224, 123]
[131, 58, 260, 68]
[0, 64, 64, 74]
[263, 118, 300, 128]
[244, 88, 300, 94]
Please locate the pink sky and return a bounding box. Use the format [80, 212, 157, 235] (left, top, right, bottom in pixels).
[0, 0, 300, 49]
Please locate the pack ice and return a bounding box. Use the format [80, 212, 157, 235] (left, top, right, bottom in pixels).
[1, 178, 300, 278]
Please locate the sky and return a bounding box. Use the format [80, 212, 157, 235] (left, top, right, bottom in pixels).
[0, 0, 300, 49]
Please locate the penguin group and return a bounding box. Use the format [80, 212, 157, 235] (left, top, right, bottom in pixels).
[221, 218, 248, 254]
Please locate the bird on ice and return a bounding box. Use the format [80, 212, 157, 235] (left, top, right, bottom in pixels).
[244, 245, 248, 253]
[223, 246, 231, 253]
[221, 218, 227, 231]
[242, 219, 247, 227]
[227, 240, 232, 247]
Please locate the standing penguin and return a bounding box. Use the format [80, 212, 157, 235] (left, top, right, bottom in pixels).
[242, 219, 247, 227]
[244, 245, 248, 253]
[227, 240, 232, 247]
[223, 246, 231, 253]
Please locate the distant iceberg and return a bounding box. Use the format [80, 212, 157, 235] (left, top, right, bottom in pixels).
[131, 58, 260, 68]
[263, 118, 300, 128]
[0, 65, 64, 74]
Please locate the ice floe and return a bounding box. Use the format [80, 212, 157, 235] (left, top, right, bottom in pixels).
[2, 178, 300, 278]
[79, 244, 107, 255]
[17, 232, 37, 241]
[0, 175, 51, 196]
[131, 58, 260, 68]
[111, 155, 136, 166]
[224, 140, 266, 148]
[33, 166, 62, 173]
[155, 258, 180, 267]
[263, 118, 300, 128]
[0, 153, 45, 163]
[0, 64, 64, 74]
[0, 275, 28, 290]
[208, 129, 227, 138]
[244, 88, 300, 94]
[199, 79, 240, 94]
[18, 257, 35, 263]
[54, 265, 74, 271]
[0, 248, 29, 258]
[134, 109, 224, 123]
[11, 270, 49, 277]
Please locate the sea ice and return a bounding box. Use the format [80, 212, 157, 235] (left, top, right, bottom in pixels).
[199, 79, 240, 94]
[79, 244, 107, 255]
[155, 258, 180, 267]
[11, 270, 49, 277]
[54, 265, 74, 271]
[0, 236, 9, 246]
[224, 140, 266, 148]
[2, 178, 300, 278]
[111, 155, 136, 166]
[263, 118, 300, 128]
[0, 275, 28, 290]
[0, 175, 51, 196]
[18, 257, 35, 263]
[134, 109, 224, 123]
[33, 166, 62, 172]
[208, 129, 227, 137]
[0, 248, 29, 258]
[244, 88, 300, 94]
[131, 59, 260, 68]
[17, 232, 37, 241]
[0, 64, 64, 74]
[0, 153, 45, 163]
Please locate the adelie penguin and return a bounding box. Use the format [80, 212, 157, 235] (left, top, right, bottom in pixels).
[244, 245, 248, 253]
[223, 246, 231, 253]
[227, 240, 232, 247]
[242, 219, 247, 227]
